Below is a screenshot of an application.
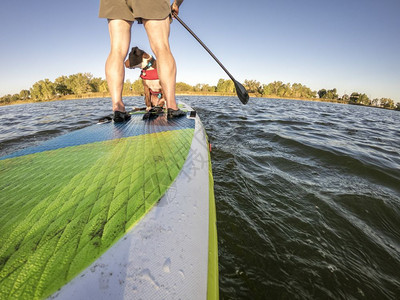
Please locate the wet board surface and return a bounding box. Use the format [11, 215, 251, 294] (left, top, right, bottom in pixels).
[0, 102, 218, 299]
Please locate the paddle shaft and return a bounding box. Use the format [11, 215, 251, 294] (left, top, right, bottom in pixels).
[172, 13, 237, 83]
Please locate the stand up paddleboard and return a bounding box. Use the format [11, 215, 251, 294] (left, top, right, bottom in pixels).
[0, 102, 218, 299]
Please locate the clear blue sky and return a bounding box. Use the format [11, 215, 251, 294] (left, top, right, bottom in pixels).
[1, 0, 399, 101]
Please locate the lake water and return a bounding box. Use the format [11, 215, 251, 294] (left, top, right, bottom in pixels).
[1, 96, 399, 299]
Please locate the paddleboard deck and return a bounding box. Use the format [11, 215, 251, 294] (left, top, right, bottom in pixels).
[0, 102, 218, 299]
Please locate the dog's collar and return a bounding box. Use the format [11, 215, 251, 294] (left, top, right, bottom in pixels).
[140, 56, 158, 80]
[143, 56, 155, 71]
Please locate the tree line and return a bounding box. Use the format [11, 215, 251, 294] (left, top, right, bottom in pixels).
[241, 80, 399, 110]
[317, 88, 397, 109]
[0, 73, 109, 104]
[1, 73, 399, 110]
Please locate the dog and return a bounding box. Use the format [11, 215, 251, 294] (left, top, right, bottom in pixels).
[125, 47, 166, 111]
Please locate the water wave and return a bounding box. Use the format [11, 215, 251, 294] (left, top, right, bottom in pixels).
[1, 96, 399, 299]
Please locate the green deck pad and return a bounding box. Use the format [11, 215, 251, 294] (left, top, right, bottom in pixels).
[0, 128, 194, 299]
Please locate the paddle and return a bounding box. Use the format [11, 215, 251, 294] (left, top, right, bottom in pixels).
[172, 12, 249, 105]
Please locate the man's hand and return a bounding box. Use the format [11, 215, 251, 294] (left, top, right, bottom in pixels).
[171, 0, 183, 17]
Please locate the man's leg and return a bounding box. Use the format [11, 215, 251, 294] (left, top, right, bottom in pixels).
[106, 19, 132, 112]
[143, 18, 178, 110]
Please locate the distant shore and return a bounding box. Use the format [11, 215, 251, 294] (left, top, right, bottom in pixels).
[2, 73, 398, 110]
[0, 91, 356, 107]
[1, 91, 398, 112]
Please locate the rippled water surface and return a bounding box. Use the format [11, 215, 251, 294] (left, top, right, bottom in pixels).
[1, 97, 400, 299]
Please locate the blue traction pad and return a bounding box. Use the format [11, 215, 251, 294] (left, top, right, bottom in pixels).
[1, 114, 195, 160]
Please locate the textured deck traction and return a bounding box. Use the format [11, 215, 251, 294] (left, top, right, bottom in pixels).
[0, 114, 194, 299]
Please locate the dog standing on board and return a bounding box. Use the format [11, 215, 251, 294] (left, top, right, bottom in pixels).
[125, 46, 165, 111]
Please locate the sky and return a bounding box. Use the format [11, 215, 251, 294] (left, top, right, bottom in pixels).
[0, 0, 399, 101]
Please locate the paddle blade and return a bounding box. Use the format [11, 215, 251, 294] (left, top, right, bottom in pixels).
[234, 81, 249, 105]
